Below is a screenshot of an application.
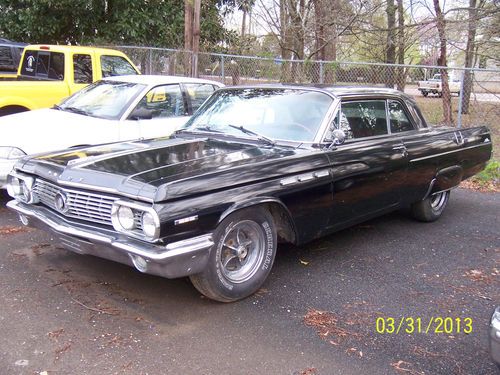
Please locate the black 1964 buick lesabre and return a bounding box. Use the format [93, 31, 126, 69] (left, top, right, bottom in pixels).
[6, 86, 492, 302]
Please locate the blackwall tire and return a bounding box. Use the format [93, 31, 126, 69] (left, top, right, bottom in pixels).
[411, 191, 450, 222]
[190, 207, 277, 302]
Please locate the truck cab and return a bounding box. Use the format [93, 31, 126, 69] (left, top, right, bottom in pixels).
[0, 45, 139, 116]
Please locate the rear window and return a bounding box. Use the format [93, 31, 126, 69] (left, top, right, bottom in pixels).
[20, 51, 65, 80]
[101, 55, 137, 77]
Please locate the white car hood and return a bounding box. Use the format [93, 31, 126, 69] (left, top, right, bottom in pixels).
[0, 109, 115, 155]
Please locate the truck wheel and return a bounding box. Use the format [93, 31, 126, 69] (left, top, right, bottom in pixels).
[190, 207, 277, 302]
[411, 191, 450, 222]
[422, 91, 428, 97]
[0, 106, 28, 116]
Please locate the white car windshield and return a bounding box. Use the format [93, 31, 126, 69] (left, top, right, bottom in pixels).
[182, 88, 333, 143]
[59, 81, 146, 120]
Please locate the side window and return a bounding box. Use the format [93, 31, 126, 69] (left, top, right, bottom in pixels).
[388, 100, 414, 133]
[133, 84, 185, 119]
[73, 54, 93, 84]
[101, 55, 138, 77]
[48, 52, 64, 80]
[36, 52, 49, 76]
[340, 100, 388, 139]
[184, 83, 217, 113]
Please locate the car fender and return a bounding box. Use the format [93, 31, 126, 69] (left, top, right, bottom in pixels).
[219, 197, 298, 244]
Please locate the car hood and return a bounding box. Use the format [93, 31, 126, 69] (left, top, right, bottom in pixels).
[0, 108, 113, 154]
[19, 135, 329, 202]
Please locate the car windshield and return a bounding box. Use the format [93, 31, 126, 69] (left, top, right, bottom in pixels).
[58, 80, 146, 120]
[181, 88, 333, 143]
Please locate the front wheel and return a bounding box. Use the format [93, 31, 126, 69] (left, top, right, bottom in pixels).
[190, 207, 277, 302]
[411, 191, 450, 222]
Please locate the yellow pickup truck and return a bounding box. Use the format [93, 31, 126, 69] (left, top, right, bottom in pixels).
[0, 44, 140, 116]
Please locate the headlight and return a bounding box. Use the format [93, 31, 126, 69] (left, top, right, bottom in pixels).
[141, 212, 157, 238]
[7, 176, 22, 197]
[111, 200, 160, 241]
[117, 206, 135, 230]
[0, 147, 26, 159]
[6, 173, 37, 203]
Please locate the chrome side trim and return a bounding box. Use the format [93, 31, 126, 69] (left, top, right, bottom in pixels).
[410, 143, 489, 163]
[280, 168, 331, 186]
[7, 200, 213, 262]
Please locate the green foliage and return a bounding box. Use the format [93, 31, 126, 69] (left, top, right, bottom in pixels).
[0, 0, 229, 49]
[474, 160, 500, 184]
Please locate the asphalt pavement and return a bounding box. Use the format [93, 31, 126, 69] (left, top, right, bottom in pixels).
[0, 188, 498, 375]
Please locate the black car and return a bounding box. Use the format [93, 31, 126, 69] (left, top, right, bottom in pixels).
[6, 86, 493, 302]
[0, 38, 26, 77]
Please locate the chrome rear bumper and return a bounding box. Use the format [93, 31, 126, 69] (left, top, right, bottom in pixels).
[7, 200, 214, 279]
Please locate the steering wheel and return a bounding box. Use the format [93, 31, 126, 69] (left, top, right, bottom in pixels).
[288, 122, 314, 135]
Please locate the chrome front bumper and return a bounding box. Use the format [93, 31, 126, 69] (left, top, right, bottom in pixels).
[7, 200, 214, 279]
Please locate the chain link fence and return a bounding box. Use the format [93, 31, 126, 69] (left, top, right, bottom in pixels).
[115, 46, 499, 136]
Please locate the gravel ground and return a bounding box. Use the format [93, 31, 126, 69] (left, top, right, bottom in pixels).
[0, 188, 498, 375]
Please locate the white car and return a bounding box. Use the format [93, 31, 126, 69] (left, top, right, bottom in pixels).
[0, 75, 223, 187]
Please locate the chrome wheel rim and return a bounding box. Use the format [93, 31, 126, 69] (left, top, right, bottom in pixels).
[218, 220, 265, 283]
[430, 191, 448, 211]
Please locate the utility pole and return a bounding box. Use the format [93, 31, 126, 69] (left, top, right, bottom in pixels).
[184, 0, 200, 77]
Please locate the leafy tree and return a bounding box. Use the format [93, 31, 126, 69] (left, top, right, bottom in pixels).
[0, 0, 228, 49]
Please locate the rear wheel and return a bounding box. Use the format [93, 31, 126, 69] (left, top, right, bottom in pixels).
[190, 207, 277, 302]
[0, 106, 29, 116]
[411, 191, 450, 222]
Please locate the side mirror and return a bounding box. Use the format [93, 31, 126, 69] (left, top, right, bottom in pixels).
[129, 107, 154, 120]
[331, 129, 346, 145]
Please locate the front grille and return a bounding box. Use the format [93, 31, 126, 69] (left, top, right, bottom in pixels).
[32, 179, 117, 226]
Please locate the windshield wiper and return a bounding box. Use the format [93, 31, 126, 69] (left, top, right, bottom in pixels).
[192, 125, 223, 133]
[52, 104, 62, 110]
[62, 106, 90, 116]
[227, 124, 275, 146]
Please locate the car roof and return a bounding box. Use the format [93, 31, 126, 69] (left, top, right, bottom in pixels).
[103, 74, 225, 87]
[218, 84, 411, 100]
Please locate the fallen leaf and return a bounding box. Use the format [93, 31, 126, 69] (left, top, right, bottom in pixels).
[299, 259, 309, 265]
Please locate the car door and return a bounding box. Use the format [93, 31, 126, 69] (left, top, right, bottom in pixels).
[124, 84, 190, 140]
[323, 99, 409, 230]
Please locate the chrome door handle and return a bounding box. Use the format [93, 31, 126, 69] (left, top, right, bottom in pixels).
[393, 144, 408, 157]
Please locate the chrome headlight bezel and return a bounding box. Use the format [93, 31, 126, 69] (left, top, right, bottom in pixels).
[111, 200, 160, 242]
[6, 172, 38, 204]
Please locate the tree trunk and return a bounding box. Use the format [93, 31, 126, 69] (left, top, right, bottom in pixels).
[461, 0, 478, 114]
[184, 0, 194, 76]
[279, 0, 292, 82]
[385, 0, 396, 88]
[396, 0, 405, 91]
[433, 0, 453, 125]
[192, 0, 201, 77]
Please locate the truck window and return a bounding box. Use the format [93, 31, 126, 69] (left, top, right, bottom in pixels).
[73, 54, 93, 84]
[101, 55, 137, 77]
[20, 51, 65, 80]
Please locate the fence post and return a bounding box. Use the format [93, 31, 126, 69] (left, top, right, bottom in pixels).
[148, 48, 153, 74]
[221, 55, 225, 84]
[319, 62, 324, 84]
[457, 69, 465, 128]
